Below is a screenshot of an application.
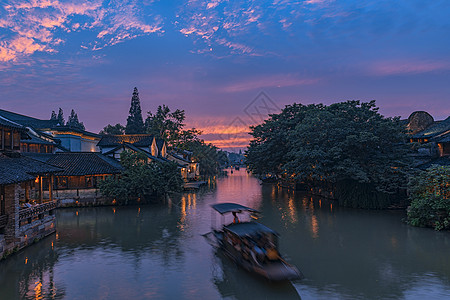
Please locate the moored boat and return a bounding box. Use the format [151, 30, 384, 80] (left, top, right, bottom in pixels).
[203, 203, 302, 281]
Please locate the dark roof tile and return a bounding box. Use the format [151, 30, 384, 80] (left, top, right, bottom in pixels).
[97, 134, 154, 147]
[0, 153, 62, 185]
[43, 152, 122, 176]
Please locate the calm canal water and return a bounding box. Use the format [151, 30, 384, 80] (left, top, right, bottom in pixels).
[1, 169, 449, 300]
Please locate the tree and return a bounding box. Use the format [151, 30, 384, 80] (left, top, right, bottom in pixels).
[182, 140, 228, 176]
[50, 110, 57, 121]
[145, 105, 187, 147]
[66, 109, 85, 130]
[246, 100, 413, 209]
[56, 108, 65, 126]
[98, 151, 183, 203]
[100, 123, 125, 135]
[125, 87, 145, 134]
[407, 166, 450, 230]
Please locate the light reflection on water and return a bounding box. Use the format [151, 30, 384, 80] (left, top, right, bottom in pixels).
[0, 169, 449, 299]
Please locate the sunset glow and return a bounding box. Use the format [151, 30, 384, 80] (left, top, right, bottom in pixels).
[1, 0, 449, 150]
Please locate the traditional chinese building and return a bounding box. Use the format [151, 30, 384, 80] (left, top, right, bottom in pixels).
[25, 152, 122, 204]
[0, 117, 62, 259]
[407, 111, 450, 168]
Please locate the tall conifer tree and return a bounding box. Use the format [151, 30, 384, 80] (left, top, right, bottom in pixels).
[125, 87, 145, 134]
[57, 108, 65, 126]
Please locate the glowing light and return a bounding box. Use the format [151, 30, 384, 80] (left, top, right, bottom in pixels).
[311, 215, 319, 239]
[34, 280, 42, 300]
[25, 257, 28, 264]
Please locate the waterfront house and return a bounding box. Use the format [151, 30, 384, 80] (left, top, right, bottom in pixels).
[407, 111, 450, 168]
[24, 152, 123, 204]
[167, 150, 200, 181]
[0, 109, 101, 153]
[0, 117, 62, 259]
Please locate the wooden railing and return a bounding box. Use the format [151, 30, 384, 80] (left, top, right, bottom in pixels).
[19, 201, 57, 221]
[0, 214, 6, 228]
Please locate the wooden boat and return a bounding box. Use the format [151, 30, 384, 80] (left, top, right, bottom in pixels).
[204, 203, 302, 281]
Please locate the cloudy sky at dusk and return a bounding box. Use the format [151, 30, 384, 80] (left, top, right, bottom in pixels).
[1, 0, 449, 150]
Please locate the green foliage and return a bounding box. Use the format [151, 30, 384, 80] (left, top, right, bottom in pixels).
[125, 87, 145, 134]
[407, 166, 450, 230]
[181, 140, 228, 176]
[246, 100, 412, 208]
[66, 109, 85, 130]
[145, 104, 202, 148]
[98, 151, 183, 203]
[99, 123, 125, 135]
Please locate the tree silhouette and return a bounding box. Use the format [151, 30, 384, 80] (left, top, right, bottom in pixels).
[56, 108, 64, 126]
[125, 87, 145, 134]
[66, 109, 85, 130]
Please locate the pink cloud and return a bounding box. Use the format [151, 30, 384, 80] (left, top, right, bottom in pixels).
[221, 74, 320, 92]
[370, 60, 450, 76]
[0, 0, 163, 63]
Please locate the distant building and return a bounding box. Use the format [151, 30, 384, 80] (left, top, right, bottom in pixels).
[48, 126, 101, 152]
[407, 111, 450, 169]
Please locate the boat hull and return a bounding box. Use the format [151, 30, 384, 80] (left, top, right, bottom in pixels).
[204, 231, 302, 281]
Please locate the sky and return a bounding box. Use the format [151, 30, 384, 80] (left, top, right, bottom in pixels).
[1, 0, 450, 151]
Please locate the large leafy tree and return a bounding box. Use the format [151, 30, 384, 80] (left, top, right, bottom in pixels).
[246, 100, 412, 208]
[145, 105, 193, 147]
[100, 123, 125, 135]
[125, 87, 145, 134]
[407, 166, 450, 230]
[98, 151, 183, 203]
[246, 103, 314, 177]
[182, 140, 228, 176]
[66, 109, 85, 130]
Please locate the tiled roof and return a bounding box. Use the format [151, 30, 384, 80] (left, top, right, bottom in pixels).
[0, 115, 25, 130]
[51, 126, 101, 138]
[0, 109, 58, 129]
[22, 134, 56, 145]
[412, 117, 450, 139]
[0, 153, 63, 185]
[120, 143, 168, 164]
[97, 134, 154, 147]
[42, 152, 123, 176]
[434, 132, 450, 143]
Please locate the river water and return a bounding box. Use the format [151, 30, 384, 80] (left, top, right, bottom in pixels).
[1, 169, 449, 300]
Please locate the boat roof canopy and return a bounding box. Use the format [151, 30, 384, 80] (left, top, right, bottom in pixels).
[224, 222, 278, 237]
[211, 202, 260, 215]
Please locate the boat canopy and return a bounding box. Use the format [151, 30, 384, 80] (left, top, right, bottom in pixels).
[211, 203, 260, 215]
[224, 222, 278, 237]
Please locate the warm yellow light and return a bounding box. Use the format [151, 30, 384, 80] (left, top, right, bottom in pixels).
[35, 177, 39, 183]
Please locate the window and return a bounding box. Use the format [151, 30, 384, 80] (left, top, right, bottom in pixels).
[13, 132, 20, 149]
[4, 130, 11, 149]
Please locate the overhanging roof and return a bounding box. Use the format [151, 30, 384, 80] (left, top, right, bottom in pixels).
[211, 202, 259, 215]
[224, 222, 277, 237]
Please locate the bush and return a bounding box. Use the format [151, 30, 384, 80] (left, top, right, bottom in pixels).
[407, 166, 450, 230]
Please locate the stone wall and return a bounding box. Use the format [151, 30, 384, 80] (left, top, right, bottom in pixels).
[0, 182, 56, 260]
